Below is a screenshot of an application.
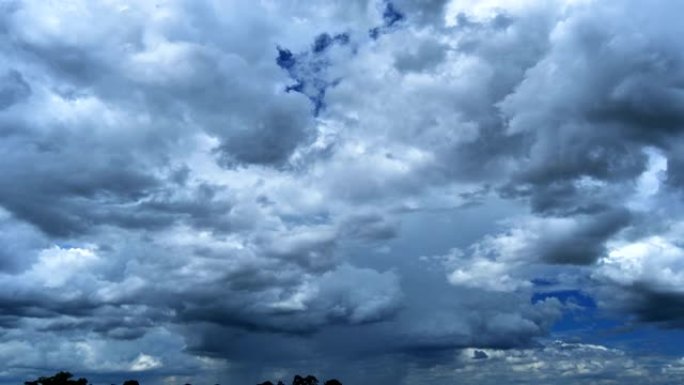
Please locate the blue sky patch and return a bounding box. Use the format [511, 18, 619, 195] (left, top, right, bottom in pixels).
[276, 33, 351, 116]
[369, 1, 405, 39]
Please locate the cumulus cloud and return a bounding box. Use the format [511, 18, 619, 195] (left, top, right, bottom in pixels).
[429, 340, 677, 385]
[2, 0, 684, 384]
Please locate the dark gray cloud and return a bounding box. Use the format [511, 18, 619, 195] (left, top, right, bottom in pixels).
[498, 0, 684, 220]
[393, 0, 449, 26]
[623, 286, 684, 328]
[0, 70, 31, 109]
[534, 209, 632, 265]
[393, 39, 448, 73]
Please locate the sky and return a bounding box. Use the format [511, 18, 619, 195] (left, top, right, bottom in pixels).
[1, 0, 684, 384]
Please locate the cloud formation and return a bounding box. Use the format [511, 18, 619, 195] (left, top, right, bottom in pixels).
[2, 0, 684, 384]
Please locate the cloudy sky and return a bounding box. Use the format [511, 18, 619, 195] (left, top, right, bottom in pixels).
[1, 0, 684, 384]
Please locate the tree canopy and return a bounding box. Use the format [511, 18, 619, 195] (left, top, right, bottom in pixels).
[24, 371, 342, 385]
[24, 372, 88, 385]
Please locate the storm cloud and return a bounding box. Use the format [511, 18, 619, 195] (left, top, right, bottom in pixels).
[2, 0, 684, 384]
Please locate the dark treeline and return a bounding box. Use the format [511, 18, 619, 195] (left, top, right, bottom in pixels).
[258, 375, 342, 385]
[24, 371, 343, 385]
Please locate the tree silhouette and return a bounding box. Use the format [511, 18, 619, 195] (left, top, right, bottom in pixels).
[292, 375, 318, 385]
[26, 370, 342, 385]
[24, 372, 88, 385]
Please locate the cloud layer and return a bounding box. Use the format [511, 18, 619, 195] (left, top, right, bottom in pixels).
[2, 0, 684, 384]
